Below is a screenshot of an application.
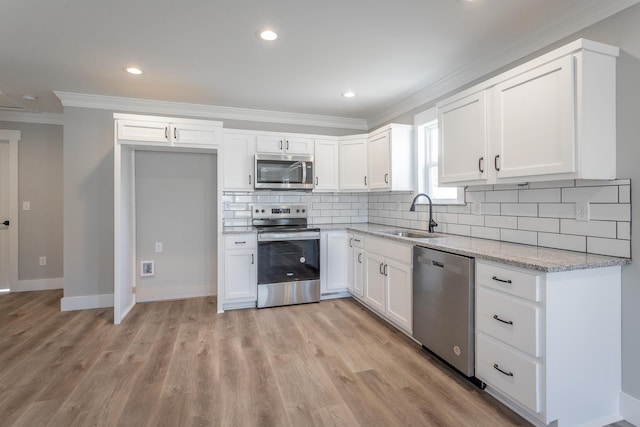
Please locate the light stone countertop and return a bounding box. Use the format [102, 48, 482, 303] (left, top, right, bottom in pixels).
[223, 223, 630, 272]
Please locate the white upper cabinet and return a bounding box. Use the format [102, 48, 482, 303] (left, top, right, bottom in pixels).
[438, 39, 618, 186]
[256, 135, 314, 155]
[223, 132, 256, 191]
[314, 138, 340, 192]
[339, 135, 368, 191]
[368, 124, 413, 191]
[438, 91, 488, 184]
[116, 114, 222, 148]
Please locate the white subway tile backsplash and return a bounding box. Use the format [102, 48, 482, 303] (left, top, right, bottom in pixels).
[486, 190, 518, 203]
[465, 191, 486, 203]
[576, 179, 630, 187]
[590, 204, 631, 221]
[518, 188, 561, 203]
[620, 186, 631, 204]
[538, 203, 575, 219]
[471, 226, 500, 240]
[518, 217, 559, 233]
[538, 233, 586, 252]
[562, 186, 618, 203]
[560, 219, 617, 238]
[481, 203, 501, 215]
[618, 222, 631, 240]
[446, 224, 471, 236]
[587, 237, 631, 258]
[435, 212, 459, 224]
[485, 215, 518, 229]
[501, 203, 538, 217]
[458, 214, 485, 226]
[501, 229, 537, 246]
[447, 204, 471, 214]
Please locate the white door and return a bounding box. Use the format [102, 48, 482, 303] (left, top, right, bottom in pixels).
[339, 138, 368, 190]
[385, 259, 412, 332]
[285, 137, 314, 155]
[323, 231, 349, 293]
[224, 250, 257, 300]
[493, 55, 575, 179]
[314, 139, 339, 191]
[256, 135, 285, 154]
[353, 247, 364, 297]
[438, 91, 488, 184]
[364, 251, 386, 313]
[0, 142, 10, 290]
[223, 133, 256, 191]
[368, 131, 390, 190]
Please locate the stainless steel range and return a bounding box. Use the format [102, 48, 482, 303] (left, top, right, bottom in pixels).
[252, 204, 320, 308]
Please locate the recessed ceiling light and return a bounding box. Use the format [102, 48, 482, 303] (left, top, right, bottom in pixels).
[21, 94, 38, 101]
[125, 67, 143, 75]
[258, 29, 278, 41]
[342, 91, 356, 98]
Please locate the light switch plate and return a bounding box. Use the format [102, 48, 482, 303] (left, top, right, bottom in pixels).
[23, 201, 30, 211]
[576, 202, 590, 222]
[155, 242, 163, 253]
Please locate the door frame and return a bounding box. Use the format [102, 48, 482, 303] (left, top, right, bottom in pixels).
[0, 129, 20, 291]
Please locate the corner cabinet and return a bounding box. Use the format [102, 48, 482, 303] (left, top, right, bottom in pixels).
[438, 38, 619, 186]
[339, 134, 368, 191]
[314, 139, 340, 192]
[475, 259, 621, 426]
[367, 124, 413, 192]
[223, 234, 257, 309]
[116, 115, 222, 148]
[223, 132, 256, 191]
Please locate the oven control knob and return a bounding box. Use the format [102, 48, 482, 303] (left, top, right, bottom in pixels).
[255, 209, 259, 213]
[261, 209, 265, 213]
[302, 209, 306, 213]
[296, 209, 300, 213]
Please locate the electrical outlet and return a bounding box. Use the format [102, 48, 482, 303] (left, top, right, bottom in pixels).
[155, 242, 163, 253]
[576, 202, 590, 222]
[39, 256, 47, 266]
[23, 201, 31, 211]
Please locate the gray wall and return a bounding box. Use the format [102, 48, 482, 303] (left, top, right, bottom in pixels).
[0, 120, 63, 281]
[135, 151, 217, 300]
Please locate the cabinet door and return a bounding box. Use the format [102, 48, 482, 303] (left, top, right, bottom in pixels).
[353, 247, 365, 297]
[314, 139, 339, 191]
[224, 250, 257, 301]
[340, 138, 368, 190]
[322, 231, 349, 293]
[256, 135, 285, 154]
[385, 259, 412, 332]
[364, 251, 386, 313]
[368, 131, 391, 190]
[438, 91, 488, 184]
[172, 124, 218, 146]
[117, 120, 170, 143]
[347, 235, 355, 293]
[493, 55, 575, 179]
[223, 133, 256, 191]
[285, 137, 314, 155]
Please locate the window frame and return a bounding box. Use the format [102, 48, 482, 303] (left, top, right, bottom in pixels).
[414, 107, 465, 205]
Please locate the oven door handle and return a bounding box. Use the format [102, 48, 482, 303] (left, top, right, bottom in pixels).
[258, 231, 320, 241]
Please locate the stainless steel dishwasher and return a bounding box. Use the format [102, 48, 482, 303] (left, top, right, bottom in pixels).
[413, 246, 477, 379]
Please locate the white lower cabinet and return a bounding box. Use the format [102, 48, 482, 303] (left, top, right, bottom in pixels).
[475, 259, 622, 426]
[223, 234, 257, 308]
[347, 234, 364, 297]
[320, 230, 350, 296]
[358, 236, 413, 333]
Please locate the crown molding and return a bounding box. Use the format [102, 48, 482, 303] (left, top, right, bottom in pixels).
[54, 92, 368, 131]
[366, 0, 640, 128]
[0, 111, 64, 125]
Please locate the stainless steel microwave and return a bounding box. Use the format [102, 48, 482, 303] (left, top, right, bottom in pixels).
[254, 154, 314, 190]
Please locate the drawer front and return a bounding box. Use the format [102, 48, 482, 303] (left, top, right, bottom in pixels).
[365, 237, 412, 263]
[476, 261, 541, 302]
[350, 234, 364, 249]
[476, 333, 540, 414]
[477, 287, 540, 356]
[224, 234, 257, 250]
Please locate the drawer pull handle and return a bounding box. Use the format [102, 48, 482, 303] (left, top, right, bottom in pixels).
[235, 241, 246, 244]
[358, 253, 362, 263]
[493, 363, 514, 377]
[493, 314, 513, 325]
[492, 276, 512, 284]
[432, 261, 444, 268]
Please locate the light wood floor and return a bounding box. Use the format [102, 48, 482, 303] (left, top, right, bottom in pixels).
[0, 291, 630, 427]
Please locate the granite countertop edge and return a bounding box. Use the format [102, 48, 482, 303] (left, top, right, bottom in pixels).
[223, 223, 630, 272]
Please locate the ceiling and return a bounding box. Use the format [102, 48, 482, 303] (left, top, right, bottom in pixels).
[1, 0, 638, 127]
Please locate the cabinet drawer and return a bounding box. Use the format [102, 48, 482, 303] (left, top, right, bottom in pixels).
[476, 333, 540, 414]
[476, 261, 541, 302]
[224, 234, 256, 250]
[477, 287, 540, 356]
[350, 234, 364, 249]
[365, 237, 411, 263]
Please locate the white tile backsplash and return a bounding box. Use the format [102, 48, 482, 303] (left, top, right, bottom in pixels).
[562, 186, 619, 203]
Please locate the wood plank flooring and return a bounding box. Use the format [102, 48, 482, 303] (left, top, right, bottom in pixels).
[0, 290, 629, 427]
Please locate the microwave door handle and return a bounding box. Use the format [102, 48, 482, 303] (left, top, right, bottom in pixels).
[302, 161, 307, 185]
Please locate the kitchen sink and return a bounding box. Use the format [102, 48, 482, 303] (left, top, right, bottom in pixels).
[383, 230, 445, 239]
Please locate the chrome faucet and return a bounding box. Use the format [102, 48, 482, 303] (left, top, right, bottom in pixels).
[409, 193, 438, 233]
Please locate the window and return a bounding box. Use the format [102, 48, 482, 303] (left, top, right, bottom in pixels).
[414, 108, 464, 204]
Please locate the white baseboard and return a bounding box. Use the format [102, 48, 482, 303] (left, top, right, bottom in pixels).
[621, 392, 640, 426]
[14, 277, 64, 292]
[61, 293, 114, 311]
[137, 290, 216, 303]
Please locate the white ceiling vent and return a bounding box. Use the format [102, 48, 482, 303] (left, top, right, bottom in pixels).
[0, 91, 38, 112]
